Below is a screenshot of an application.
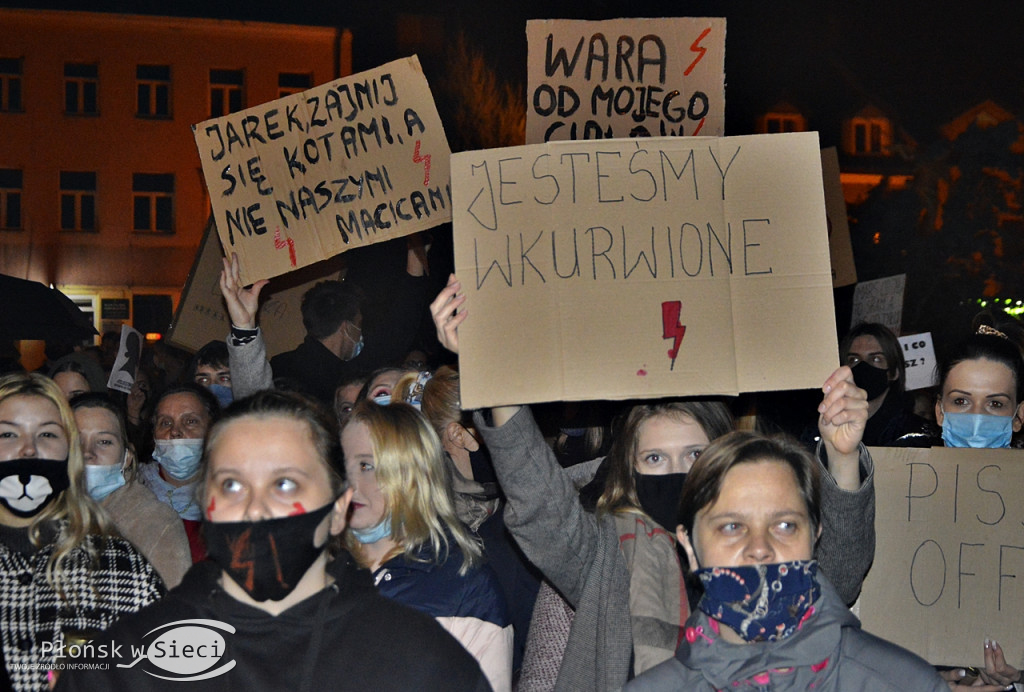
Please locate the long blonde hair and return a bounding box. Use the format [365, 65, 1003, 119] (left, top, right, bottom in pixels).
[0, 373, 113, 595]
[343, 401, 482, 574]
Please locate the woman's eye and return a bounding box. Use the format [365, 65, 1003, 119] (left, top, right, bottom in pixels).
[0, 431, 15, 439]
[359, 461, 375, 472]
[871, 356, 886, 366]
[719, 522, 741, 535]
[846, 355, 861, 366]
[275, 478, 298, 493]
[642, 453, 663, 465]
[776, 521, 798, 534]
[98, 439, 113, 446]
[221, 479, 243, 493]
[39, 431, 60, 439]
[685, 449, 703, 463]
[952, 397, 969, 407]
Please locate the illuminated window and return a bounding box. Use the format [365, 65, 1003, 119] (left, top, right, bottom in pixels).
[137, 65, 171, 118]
[0, 58, 22, 112]
[765, 115, 801, 133]
[872, 232, 881, 245]
[64, 63, 98, 115]
[0, 169, 22, 230]
[278, 72, 312, 98]
[209, 69, 243, 118]
[60, 171, 97, 231]
[851, 118, 888, 154]
[133, 173, 174, 233]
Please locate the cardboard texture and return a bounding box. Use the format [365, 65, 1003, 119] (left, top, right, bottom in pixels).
[899, 332, 938, 390]
[452, 132, 838, 409]
[860, 446, 1024, 667]
[193, 56, 451, 285]
[820, 147, 857, 287]
[526, 18, 725, 144]
[166, 219, 343, 358]
[107, 324, 143, 393]
[851, 274, 906, 334]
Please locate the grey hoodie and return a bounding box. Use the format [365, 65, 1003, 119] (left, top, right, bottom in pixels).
[625, 574, 946, 691]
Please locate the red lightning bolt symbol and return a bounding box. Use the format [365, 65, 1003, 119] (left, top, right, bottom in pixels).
[685, 27, 712, 76]
[662, 301, 686, 371]
[227, 528, 256, 592]
[273, 227, 296, 266]
[413, 140, 431, 186]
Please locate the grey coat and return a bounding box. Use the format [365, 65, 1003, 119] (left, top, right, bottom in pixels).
[624, 575, 946, 691]
[475, 406, 876, 692]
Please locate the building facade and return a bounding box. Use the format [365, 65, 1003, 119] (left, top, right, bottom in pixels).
[0, 9, 350, 338]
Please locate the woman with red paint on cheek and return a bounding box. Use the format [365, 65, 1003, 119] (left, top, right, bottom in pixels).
[55, 390, 491, 692]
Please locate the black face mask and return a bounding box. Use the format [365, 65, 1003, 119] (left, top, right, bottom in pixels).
[633, 471, 687, 531]
[204, 501, 335, 602]
[0, 458, 70, 518]
[851, 361, 891, 401]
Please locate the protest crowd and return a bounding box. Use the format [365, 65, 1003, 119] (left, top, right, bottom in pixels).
[2, 16, 1023, 692]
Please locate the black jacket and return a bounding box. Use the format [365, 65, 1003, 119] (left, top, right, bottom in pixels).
[56, 554, 490, 692]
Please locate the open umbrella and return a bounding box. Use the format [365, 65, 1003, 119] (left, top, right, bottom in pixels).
[0, 273, 98, 342]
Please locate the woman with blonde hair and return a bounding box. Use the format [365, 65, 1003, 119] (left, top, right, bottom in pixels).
[0, 373, 163, 691]
[342, 400, 513, 692]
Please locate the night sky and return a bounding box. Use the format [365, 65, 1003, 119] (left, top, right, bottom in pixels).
[4, 0, 1023, 144]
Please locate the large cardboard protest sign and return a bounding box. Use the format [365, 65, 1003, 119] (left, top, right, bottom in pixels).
[193, 56, 451, 285]
[526, 18, 725, 144]
[821, 147, 857, 287]
[451, 131, 837, 408]
[166, 219, 343, 357]
[860, 447, 1024, 667]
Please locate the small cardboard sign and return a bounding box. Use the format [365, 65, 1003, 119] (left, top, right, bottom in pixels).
[899, 332, 938, 391]
[165, 219, 343, 357]
[451, 131, 838, 409]
[851, 274, 906, 335]
[193, 56, 451, 285]
[525, 18, 726, 144]
[859, 447, 1024, 667]
[820, 147, 857, 287]
[107, 324, 143, 393]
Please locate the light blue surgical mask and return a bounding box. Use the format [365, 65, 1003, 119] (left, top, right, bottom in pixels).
[209, 383, 233, 408]
[941, 409, 1014, 448]
[152, 438, 204, 481]
[350, 516, 392, 544]
[372, 393, 392, 406]
[351, 335, 364, 359]
[84, 463, 126, 502]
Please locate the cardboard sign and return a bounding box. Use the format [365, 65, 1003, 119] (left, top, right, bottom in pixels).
[851, 274, 905, 334]
[193, 56, 451, 285]
[820, 147, 857, 287]
[899, 332, 938, 390]
[107, 324, 143, 393]
[165, 219, 343, 357]
[452, 131, 838, 408]
[525, 18, 726, 144]
[859, 447, 1024, 667]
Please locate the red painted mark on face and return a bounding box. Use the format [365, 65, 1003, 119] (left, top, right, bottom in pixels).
[685, 27, 712, 76]
[661, 301, 687, 371]
[288, 502, 307, 516]
[637, 369, 648, 376]
[206, 497, 216, 517]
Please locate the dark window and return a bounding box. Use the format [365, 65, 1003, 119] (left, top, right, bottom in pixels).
[0, 169, 22, 229]
[136, 64, 171, 118]
[210, 69, 244, 118]
[60, 171, 97, 231]
[278, 72, 312, 98]
[132, 173, 174, 233]
[64, 63, 98, 115]
[0, 58, 23, 112]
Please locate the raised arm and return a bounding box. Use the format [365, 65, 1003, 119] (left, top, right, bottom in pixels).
[220, 252, 274, 397]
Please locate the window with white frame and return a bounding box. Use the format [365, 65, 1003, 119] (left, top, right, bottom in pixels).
[133, 173, 174, 233]
[60, 171, 97, 231]
[0, 58, 22, 113]
[0, 169, 22, 230]
[137, 64, 171, 118]
[64, 63, 98, 115]
[209, 69, 243, 119]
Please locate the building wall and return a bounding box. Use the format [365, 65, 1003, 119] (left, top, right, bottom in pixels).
[0, 9, 350, 336]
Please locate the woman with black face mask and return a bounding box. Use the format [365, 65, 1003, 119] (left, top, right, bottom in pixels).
[56, 390, 489, 692]
[430, 275, 875, 692]
[0, 373, 163, 692]
[840, 322, 932, 447]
